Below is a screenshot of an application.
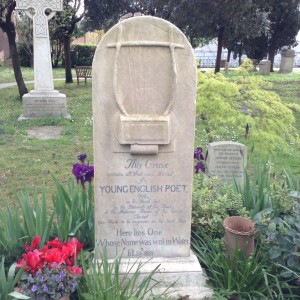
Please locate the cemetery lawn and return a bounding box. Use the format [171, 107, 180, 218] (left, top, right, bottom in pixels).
[0, 66, 71, 84]
[0, 68, 299, 204]
[0, 79, 93, 205]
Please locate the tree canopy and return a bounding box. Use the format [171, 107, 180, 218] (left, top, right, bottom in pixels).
[50, 0, 85, 83]
[238, 0, 300, 70]
[83, 0, 269, 72]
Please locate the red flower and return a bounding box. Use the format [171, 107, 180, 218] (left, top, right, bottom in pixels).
[69, 265, 83, 275]
[16, 236, 84, 275]
[67, 237, 84, 255]
[24, 236, 41, 252]
[47, 238, 63, 249]
[18, 249, 43, 273]
[42, 247, 66, 265]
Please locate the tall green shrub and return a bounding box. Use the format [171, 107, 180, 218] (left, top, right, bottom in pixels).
[71, 44, 97, 66]
[196, 70, 299, 154]
[17, 43, 32, 67]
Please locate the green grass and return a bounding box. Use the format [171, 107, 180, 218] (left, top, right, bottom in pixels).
[0, 66, 73, 84]
[0, 78, 93, 205]
[0, 67, 299, 205]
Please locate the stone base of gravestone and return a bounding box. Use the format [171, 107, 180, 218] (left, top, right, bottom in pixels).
[279, 49, 295, 73]
[18, 90, 70, 120]
[106, 251, 213, 300]
[259, 60, 271, 75]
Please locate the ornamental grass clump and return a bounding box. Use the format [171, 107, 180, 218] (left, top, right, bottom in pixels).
[10, 236, 83, 300]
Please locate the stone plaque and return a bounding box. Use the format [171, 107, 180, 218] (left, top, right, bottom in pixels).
[206, 141, 247, 185]
[93, 16, 196, 259]
[20, 92, 68, 119]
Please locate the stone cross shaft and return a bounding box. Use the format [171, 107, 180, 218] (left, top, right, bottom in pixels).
[16, 0, 63, 92]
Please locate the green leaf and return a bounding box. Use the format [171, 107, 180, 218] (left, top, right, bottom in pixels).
[269, 246, 281, 259]
[293, 238, 300, 247]
[81, 293, 94, 300]
[8, 291, 31, 299]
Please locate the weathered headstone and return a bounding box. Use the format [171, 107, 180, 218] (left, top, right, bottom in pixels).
[224, 61, 229, 74]
[0, 29, 11, 65]
[93, 16, 212, 299]
[279, 49, 295, 73]
[16, 0, 69, 119]
[259, 59, 271, 75]
[206, 141, 247, 186]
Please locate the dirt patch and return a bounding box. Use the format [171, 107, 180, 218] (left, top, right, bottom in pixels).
[27, 126, 63, 140]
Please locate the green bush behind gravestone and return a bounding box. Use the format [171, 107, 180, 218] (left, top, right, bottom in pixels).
[17, 43, 32, 67]
[71, 44, 97, 66]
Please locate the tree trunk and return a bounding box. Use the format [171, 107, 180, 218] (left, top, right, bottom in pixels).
[64, 35, 73, 83]
[5, 22, 28, 97]
[227, 49, 231, 62]
[215, 27, 224, 73]
[268, 47, 276, 72]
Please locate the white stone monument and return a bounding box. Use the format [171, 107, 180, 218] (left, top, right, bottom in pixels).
[93, 16, 212, 299]
[16, 0, 70, 119]
[206, 141, 247, 186]
[259, 60, 271, 75]
[279, 49, 295, 73]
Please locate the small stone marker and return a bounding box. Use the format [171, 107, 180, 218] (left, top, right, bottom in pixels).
[224, 61, 229, 74]
[206, 141, 247, 186]
[16, 0, 69, 119]
[93, 16, 212, 299]
[259, 59, 271, 75]
[279, 49, 295, 73]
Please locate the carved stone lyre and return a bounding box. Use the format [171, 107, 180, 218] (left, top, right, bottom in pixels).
[107, 24, 184, 155]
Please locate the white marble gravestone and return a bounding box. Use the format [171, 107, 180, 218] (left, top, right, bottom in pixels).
[16, 0, 69, 119]
[206, 141, 247, 186]
[93, 16, 212, 299]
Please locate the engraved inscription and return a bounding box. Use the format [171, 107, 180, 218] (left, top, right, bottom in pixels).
[96, 157, 189, 257]
[207, 142, 247, 185]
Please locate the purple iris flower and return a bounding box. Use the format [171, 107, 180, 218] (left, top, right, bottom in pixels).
[72, 163, 94, 187]
[195, 162, 205, 174]
[194, 147, 204, 160]
[77, 153, 87, 163]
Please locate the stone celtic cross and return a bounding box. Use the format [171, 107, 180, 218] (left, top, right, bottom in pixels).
[16, 0, 63, 91]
